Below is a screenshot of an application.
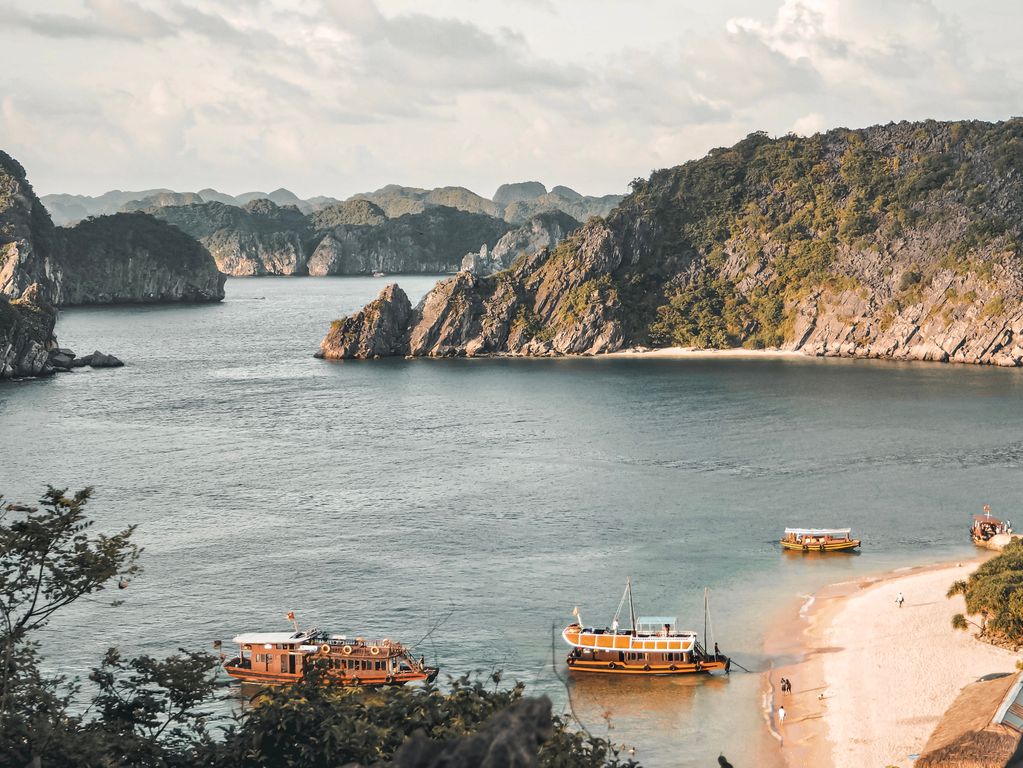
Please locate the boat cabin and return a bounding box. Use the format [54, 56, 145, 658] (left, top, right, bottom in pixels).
[781, 527, 861, 552]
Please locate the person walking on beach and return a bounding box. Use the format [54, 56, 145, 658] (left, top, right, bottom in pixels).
[778, 705, 786, 725]
[896, 591, 905, 608]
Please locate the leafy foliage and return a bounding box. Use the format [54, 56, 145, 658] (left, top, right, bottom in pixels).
[948, 539, 1023, 644]
[0, 487, 638, 767]
[206, 672, 636, 768]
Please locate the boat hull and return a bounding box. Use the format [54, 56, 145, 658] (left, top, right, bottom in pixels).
[780, 539, 860, 552]
[566, 657, 729, 675]
[223, 663, 437, 687]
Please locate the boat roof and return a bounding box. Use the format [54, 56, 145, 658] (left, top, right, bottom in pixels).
[636, 616, 678, 626]
[973, 515, 1003, 524]
[232, 631, 315, 645]
[784, 528, 851, 536]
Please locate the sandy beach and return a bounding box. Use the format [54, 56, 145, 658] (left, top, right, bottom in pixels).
[766, 559, 1017, 768]
[602, 346, 806, 360]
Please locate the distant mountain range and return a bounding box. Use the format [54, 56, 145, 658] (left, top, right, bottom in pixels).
[40, 182, 624, 227]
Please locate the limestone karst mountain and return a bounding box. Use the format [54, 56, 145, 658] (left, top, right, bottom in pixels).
[318, 118, 1023, 367]
[1, 150, 224, 377]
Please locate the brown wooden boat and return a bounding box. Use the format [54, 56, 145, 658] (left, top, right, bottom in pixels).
[221, 618, 437, 687]
[971, 505, 1012, 546]
[562, 579, 729, 677]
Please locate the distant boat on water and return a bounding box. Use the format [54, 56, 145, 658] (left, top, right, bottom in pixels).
[372, 271, 386, 277]
[562, 578, 729, 676]
[780, 527, 861, 553]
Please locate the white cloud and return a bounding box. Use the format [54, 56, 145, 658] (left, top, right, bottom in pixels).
[0, 0, 1021, 199]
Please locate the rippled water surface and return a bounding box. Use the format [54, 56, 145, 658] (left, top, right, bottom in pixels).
[3, 275, 1022, 766]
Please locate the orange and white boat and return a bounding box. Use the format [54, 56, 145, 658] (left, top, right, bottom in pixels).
[221, 614, 438, 687]
[562, 579, 729, 676]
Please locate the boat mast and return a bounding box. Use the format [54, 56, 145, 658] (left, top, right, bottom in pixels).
[628, 576, 637, 631]
[703, 588, 708, 651]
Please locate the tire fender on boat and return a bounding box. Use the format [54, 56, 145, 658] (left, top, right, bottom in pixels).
[350, 677, 360, 686]
[370, 646, 381, 656]
[320, 644, 331, 654]
[342, 645, 353, 655]
[608, 662, 617, 669]
[669, 665, 677, 671]
[385, 675, 395, 684]
[643, 664, 651, 671]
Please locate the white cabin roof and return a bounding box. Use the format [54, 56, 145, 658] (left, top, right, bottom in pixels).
[784, 528, 851, 536]
[233, 631, 315, 645]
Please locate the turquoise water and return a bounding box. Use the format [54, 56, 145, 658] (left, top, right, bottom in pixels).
[2, 275, 1019, 766]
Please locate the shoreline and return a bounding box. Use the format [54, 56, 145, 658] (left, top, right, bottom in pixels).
[764, 555, 1016, 768]
[602, 346, 805, 360]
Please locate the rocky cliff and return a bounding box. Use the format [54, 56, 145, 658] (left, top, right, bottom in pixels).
[150, 199, 310, 275]
[307, 207, 512, 276]
[319, 118, 1023, 366]
[153, 199, 512, 276]
[1, 150, 227, 378]
[461, 211, 580, 275]
[54, 212, 226, 304]
[0, 151, 59, 301]
[0, 284, 56, 378]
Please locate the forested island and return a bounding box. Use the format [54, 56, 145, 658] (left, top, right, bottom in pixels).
[319, 118, 1023, 367]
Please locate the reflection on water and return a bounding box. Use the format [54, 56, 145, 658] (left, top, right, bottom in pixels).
[1, 275, 1019, 767]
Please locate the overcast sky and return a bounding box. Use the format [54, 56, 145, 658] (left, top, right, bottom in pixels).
[1, 0, 1021, 199]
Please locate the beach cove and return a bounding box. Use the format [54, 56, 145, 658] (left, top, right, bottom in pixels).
[767, 556, 1019, 768]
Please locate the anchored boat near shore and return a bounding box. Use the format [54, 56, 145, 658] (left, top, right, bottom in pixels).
[970, 505, 1013, 546]
[220, 614, 437, 687]
[780, 527, 861, 553]
[562, 578, 729, 676]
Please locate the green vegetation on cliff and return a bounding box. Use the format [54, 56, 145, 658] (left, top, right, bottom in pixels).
[321, 118, 1023, 364]
[565, 118, 1023, 354]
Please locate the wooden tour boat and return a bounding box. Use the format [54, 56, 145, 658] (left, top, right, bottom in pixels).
[562, 578, 729, 676]
[780, 527, 860, 553]
[971, 505, 1012, 546]
[221, 613, 438, 687]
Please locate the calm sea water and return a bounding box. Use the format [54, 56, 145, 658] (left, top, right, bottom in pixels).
[3, 276, 1021, 766]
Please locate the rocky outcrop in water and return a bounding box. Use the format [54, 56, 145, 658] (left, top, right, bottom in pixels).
[319, 221, 624, 359]
[316, 283, 412, 359]
[54, 212, 226, 304]
[461, 211, 579, 275]
[0, 284, 56, 378]
[319, 118, 1023, 367]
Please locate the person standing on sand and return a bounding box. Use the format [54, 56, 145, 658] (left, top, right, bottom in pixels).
[896, 591, 905, 608]
[778, 705, 786, 724]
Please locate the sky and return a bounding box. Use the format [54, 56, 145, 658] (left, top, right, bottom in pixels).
[1, 0, 1021, 199]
